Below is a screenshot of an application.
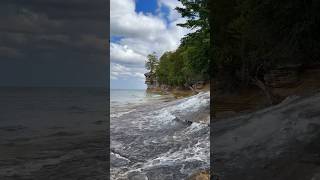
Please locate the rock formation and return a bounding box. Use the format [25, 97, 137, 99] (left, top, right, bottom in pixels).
[144, 72, 159, 89]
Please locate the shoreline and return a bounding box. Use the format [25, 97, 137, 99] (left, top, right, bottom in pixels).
[146, 83, 210, 99]
[111, 88, 210, 179]
[213, 65, 320, 119]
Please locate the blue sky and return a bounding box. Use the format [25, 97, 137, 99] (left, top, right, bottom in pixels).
[135, 0, 158, 14]
[110, 0, 189, 89]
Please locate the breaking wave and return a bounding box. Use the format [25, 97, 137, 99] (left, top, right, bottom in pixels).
[110, 91, 210, 180]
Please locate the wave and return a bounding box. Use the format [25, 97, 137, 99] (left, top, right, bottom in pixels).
[110, 91, 210, 179]
[110, 109, 136, 118]
[150, 91, 210, 126]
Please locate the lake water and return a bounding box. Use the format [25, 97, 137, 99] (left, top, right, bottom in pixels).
[0, 87, 107, 179]
[110, 89, 210, 179]
[111, 89, 164, 105]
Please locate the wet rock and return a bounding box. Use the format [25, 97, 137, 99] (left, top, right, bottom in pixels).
[188, 170, 210, 180]
[111, 91, 210, 179]
[307, 123, 320, 134]
[110, 152, 130, 167]
[311, 172, 320, 180]
[173, 117, 193, 125]
[213, 92, 320, 180]
[128, 172, 148, 180]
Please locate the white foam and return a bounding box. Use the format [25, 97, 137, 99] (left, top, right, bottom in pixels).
[142, 136, 209, 169]
[110, 91, 210, 179]
[174, 92, 210, 113]
[111, 109, 136, 118]
[149, 91, 210, 125]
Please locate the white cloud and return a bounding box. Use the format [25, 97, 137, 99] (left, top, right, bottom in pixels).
[110, 43, 145, 65]
[110, 63, 146, 81]
[110, 0, 191, 84]
[111, 0, 166, 39]
[157, 0, 184, 21]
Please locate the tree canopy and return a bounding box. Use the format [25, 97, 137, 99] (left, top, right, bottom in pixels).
[145, 0, 320, 93]
[209, 0, 320, 91]
[146, 0, 210, 87]
[145, 52, 158, 73]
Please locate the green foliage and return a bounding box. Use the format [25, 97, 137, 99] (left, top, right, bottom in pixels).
[156, 50, 185, 86]
[145, 52, 158, 73]
[176, 0, 209, 32]
[150, 0, 210, 87]
[209, 0, 320, 91]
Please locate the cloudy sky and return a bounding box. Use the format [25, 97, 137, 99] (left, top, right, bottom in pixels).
[0, 0, 107, 87]
[0, 0, 189, 88]
[110, 0, 190, 89]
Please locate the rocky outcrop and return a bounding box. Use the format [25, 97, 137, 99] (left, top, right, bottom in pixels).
[188, 170, 210, 180]
[144, 72, 159, 89]
[264, 64, 301, 88]
[213, 92, 320, 180]
[213, 64, 320, 118]
[144, 71, 208, 94]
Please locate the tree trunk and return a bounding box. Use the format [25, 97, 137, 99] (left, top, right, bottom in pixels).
[188, 85, 198, 94]
[252, 77, 278, 105]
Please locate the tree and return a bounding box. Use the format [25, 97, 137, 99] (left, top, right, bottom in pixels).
[176, 0, 209, 32]
[176, 0, 210, 80]
[145, 52, 158, 73]
[152, 0, 211, 88]
[209, 0, 320, 103]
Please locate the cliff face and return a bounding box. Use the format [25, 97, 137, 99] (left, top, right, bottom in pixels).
[144, 71, 208, 93]
[264, 64, 301, 88]
[144, 72, 159, 89]
[214, 64, 320, 118]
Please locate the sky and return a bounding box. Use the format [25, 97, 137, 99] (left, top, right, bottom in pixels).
[0, 0, 107, 87]
[110, 0, 190, 89]
[0, 0, 189, 88]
